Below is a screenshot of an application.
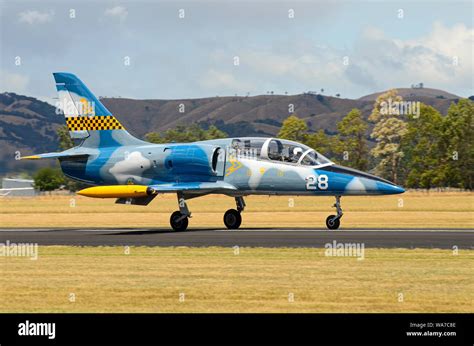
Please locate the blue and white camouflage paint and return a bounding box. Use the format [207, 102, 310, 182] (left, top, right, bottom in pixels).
[21, 73, 405, 230]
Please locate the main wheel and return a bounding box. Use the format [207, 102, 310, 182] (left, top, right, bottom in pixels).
[170, 211, 189, 231]
[326, 215, 340, 230]
[224, 209, 242, 230]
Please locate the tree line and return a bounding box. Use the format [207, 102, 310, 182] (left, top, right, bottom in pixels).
[277, 90, 473, 189]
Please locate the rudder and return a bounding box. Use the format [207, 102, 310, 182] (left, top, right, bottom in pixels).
[53, 72, 145, 147]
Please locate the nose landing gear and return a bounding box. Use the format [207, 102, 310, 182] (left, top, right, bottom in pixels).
[326, 195, 343, 230]
[224, 196, 245, 230]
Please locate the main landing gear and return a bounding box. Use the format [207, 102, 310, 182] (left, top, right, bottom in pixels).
[326, 195, 343, 230]
[169, 194, 246, 231]
[223, 196, 245, 230]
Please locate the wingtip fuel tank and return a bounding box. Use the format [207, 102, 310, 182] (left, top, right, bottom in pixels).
[77, 185, 156, 198]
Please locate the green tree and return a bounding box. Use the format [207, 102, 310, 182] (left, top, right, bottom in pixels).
[146, 124, 227, 144]
[369, 90, 408, 183]
[369, 89, 403, 122]
[303, 130, 339, 160]
[438, 99, 474, 189]
[336, 108, 369, 170]
[277, 115, 308, 142]
[33, 167, 65, 192]
[146, 125, 197, 143]
[145, 131, 166, 144]
[400, 104, 444, 188]
[278, 115, 339, 159]
[57, 125, 74, 150]
[204, 125, 227, 140]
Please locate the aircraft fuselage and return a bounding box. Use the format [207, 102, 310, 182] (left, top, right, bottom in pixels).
[60, 137, 404, 196]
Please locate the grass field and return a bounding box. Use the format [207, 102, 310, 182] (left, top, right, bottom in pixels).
[1, 191, 472, 313]
[0, 191, 473, 229]
[1, 246, 472, 313]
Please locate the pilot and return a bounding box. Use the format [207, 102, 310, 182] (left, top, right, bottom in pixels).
[292, 147, 304, 163]
[231, 139, 243, 158]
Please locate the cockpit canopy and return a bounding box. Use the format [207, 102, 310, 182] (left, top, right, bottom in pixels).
[230, 137, 332, 166]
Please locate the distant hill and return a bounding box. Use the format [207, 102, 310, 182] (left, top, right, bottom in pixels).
[0, 93, 63, 174]
[0, 89, 462, 174]
[100, 88, 459, 138]
[359, 87, 460, 101]
[100, 94, 373, 138]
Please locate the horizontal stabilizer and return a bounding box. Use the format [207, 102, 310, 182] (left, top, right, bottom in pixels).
[21, 152, 89, 160]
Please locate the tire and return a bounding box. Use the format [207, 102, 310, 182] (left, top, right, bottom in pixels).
[326, 215, 340, 230]
[224, 209, 242, 230]
[170, 211, 189, 231]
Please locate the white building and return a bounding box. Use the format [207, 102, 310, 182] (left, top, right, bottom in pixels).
[1, 178, 36, 196]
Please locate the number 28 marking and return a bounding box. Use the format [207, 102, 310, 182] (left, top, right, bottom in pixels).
[305, 174, 328, 190]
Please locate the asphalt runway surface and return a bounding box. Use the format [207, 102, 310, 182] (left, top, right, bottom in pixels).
[0, 228, 472, 249]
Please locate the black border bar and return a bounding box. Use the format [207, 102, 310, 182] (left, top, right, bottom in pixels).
[0, 313, 472, 345]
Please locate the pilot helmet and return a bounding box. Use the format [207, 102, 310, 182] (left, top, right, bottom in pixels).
[293, 147, 303, 156]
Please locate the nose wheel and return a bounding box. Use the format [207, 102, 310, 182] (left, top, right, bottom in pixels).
[326, 196, 343, 230]
[326, 215, 340, 230]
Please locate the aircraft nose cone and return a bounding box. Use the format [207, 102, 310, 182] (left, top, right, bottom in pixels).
[378, 182, 405, 194]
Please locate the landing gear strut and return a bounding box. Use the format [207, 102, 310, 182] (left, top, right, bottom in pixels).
[224, 196, 245, 229]
[326, 195, 343, 230]
[170, 192, 191, 231]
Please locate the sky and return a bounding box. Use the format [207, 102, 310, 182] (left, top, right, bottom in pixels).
[0, 0, 473, 103]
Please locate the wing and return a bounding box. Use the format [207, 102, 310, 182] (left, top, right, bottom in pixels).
[148, 181, 237, 193]
[113, 181, 237, 206]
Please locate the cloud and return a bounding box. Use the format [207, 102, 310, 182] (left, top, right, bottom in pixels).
[104, 6, 128, 21]
[353, 22, 473, 91]
[18, 10, 54, 25]
[199, 69, 254, 93]
[345, 65, 378, 90]
[401, 22, 473, 85]
[0, 70, 30, 93]
[2, 1, 472, 99]
[201, 43, 349, 95]
[200, 22, 473, 97]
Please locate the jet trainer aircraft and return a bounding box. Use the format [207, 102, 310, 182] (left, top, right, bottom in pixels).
[21, 73, 405, 231]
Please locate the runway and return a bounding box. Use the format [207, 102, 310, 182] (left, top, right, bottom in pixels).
[0, 228, 472, 249]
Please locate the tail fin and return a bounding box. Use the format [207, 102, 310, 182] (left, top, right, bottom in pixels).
[53, 72, 145, 148]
